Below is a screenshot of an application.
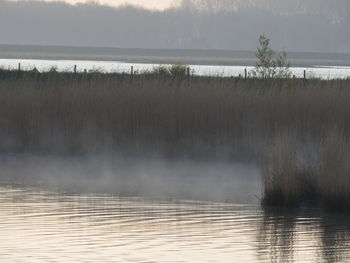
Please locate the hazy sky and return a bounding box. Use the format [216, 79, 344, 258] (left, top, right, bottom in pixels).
[1, 0, 349, 52]
[16, 0, 175, 9]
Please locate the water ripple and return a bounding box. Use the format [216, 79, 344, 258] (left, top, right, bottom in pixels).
[1, 185, 350, 262]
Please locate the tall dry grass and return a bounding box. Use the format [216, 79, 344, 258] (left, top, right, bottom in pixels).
[261, 129, 350, 211]
[317, 130, 350, 211]
[1, 68, 350, 210]
[261, 133, 300, 207]
[0, 69, 349, 158]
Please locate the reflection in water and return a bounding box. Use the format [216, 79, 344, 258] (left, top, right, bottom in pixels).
[257, 208, 350, 263]
[257, 209, 297, 263]
[1, 184, 350, 262]
[319, 215, 350, 263]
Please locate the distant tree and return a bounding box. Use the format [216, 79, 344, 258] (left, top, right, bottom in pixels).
[251, 35, 291, 79]
[85, 0, 100, 6]
[252, 35, 276, 78]
[275, 50, 291, 79]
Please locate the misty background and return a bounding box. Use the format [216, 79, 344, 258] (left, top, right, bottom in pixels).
[0, 0, 349, 53]
[0, 154, 260, 203]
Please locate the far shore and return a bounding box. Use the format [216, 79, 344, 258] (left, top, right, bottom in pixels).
[1, 44, 350, 67]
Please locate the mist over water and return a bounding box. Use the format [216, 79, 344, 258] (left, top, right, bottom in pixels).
[1, 1, 350, 261]
[0, 154, 260, 203]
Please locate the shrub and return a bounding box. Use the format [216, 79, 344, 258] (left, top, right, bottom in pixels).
[168, 63, 188, 77]
[152, 63, 189, 77]
[251, 35, 291, 79]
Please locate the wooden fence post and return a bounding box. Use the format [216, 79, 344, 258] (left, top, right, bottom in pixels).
[18, 63, 21, 72]
[74, 65, 77, 74]
[131, 66, 134, 76]
[244, 68, 247, 79]
[303, 70, 307, 87]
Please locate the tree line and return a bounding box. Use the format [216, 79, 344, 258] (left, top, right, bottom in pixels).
[0, 0, 349, 52]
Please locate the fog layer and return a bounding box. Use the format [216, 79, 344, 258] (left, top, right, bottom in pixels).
[0, 155, 260, 203]
[0, 0, 349, 52]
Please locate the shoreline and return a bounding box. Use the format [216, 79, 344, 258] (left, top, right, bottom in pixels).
[1, 44, 350, 67]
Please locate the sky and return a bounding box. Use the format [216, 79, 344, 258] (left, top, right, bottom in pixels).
[16, 0, 175, 10]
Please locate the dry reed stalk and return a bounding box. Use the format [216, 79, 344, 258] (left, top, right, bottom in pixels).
[2, 69, 350, 211]
[261, 133, 300, 207]
[317, 130, 350, 211]
[0, 70, 349, 158]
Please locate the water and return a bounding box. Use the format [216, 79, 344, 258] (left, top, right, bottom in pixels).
[1, 184, 350, 263]
[1, 58, 350, 79]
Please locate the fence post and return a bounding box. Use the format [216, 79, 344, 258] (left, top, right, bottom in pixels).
[187, 67, 190, 77]
[131, 66, 134, 76]
[303, 70, 307, 87]
[74, 65, 77, 74]
[18, 63, 21, 72]
[244, 68, 247, 80]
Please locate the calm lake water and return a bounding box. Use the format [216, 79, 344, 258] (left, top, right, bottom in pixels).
[1, 184, 350, 263]
[1, 58, 350, 79]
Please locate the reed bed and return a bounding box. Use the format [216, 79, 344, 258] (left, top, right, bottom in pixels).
[1, 68, 350, 210]
[261, 130, 350, 211]
[261, 133, 300, 207]
[0, 69, 349, 157]
[317, 131, 350, 211]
